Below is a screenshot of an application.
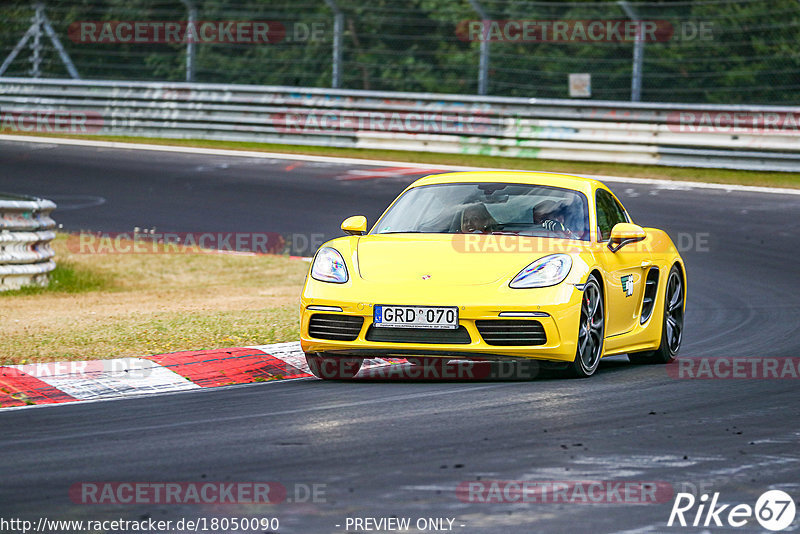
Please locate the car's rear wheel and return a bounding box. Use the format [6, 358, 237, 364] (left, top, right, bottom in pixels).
[567, 274, 604, 378]
[629, 265, 684, 364]
[305, 353, 364, 379]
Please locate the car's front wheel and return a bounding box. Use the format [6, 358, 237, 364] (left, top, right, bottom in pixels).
[306, 353, 364, 379]
[629, 264, 684, 364]
[567, 274, 605, 378]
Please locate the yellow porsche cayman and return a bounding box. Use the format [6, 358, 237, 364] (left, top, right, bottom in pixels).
[300, 171, 686, 379]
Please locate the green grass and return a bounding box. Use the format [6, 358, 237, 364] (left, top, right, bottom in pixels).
[5, 305, 300, 364]
[5, 131, 800, 189]
[0, 233, 308, 364]
[0, 261, 114, 297]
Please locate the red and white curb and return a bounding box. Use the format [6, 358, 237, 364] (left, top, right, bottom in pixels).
[0, 342, 404, 409]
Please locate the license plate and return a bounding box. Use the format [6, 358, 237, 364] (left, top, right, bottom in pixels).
[373, 305, 458, 330]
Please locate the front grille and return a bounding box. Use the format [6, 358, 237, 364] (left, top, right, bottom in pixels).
[308, 313, 364, 341]
[366, 325, 471, 344]
[476, 320, 547, 346]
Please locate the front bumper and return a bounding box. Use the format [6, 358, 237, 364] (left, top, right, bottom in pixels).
[300, 281, 584, 362]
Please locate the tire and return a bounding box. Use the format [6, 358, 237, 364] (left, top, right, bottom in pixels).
[567, 274, 605, 378]
[629, 265, 684, 364]
[306, 353, 363, 379]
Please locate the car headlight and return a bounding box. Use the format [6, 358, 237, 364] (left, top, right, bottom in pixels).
[510, 254, 572, 288]
[311, 247, 349, 283]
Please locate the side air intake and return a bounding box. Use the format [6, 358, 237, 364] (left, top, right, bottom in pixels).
[640, 267, 660, 324]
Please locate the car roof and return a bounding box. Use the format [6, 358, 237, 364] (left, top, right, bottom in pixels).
[409, 171, 606, 195]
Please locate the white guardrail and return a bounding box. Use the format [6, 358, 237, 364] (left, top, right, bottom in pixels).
[1, 77, 800, 172]
[0, 193, 56, 291]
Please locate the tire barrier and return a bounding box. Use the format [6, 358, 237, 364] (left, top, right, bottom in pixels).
[0, 193, 56, 291]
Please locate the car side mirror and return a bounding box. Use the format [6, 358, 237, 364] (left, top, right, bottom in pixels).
[608, 223, 646, 252]
[341, 215, 367, 236]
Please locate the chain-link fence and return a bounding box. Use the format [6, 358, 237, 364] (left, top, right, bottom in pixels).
[1, 0, 799, 104]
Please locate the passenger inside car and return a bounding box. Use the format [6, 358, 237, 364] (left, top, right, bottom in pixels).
[460, 203, 499, 233]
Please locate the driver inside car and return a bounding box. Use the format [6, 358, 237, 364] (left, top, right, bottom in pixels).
[460, 203, 499, 233]
[533, 200, 569, 234]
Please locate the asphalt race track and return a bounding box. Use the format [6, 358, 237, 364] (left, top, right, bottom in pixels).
[1, 139, 799, 533]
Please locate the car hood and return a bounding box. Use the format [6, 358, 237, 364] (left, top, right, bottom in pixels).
[355, 234, 583, 285]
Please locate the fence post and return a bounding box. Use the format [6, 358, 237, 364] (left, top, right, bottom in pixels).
[181, 0, 197, 82]
[0, 3, 80, 78]
[619, 1, 643, 102]
[468, 0, 490, 95]
[324, 0, 344, 88]
[29, 4, 43, 77]
[38, 2, 80, 79]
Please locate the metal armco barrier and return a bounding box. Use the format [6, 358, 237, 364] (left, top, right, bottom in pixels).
[1, 77, 799, 172]
[0, 193, 56, 291]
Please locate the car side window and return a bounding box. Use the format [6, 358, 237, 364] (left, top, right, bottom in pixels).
[595, 189, 628, 241]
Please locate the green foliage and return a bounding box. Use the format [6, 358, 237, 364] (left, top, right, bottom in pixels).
[0, 0, 798, 103]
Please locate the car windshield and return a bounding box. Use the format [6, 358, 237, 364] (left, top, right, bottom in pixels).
[372, 182, 590, 240]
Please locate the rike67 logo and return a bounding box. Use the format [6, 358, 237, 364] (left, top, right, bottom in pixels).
[669, 490, 796, 531]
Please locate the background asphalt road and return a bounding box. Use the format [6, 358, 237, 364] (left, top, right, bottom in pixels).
[1, 139, 799, 533]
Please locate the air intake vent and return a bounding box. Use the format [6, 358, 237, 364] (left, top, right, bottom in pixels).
[640, 267, 660, 324]
[308, 314, 364, 341]
[366, 326, 471, 344]
[476, 320, 547, 346]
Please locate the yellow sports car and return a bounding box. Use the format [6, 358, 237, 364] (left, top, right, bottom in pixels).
[300, 171, 686, 379]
